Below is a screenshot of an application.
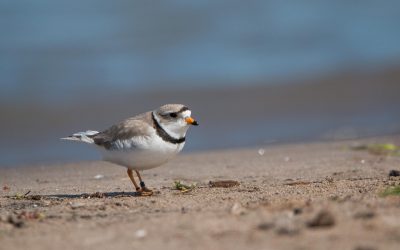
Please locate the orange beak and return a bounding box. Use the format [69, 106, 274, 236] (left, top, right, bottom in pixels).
[185, 117, 199, 126]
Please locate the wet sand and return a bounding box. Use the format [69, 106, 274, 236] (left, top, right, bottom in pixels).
[1, 136, 400, 250]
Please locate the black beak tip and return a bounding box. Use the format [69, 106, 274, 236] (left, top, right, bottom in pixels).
[193, 121, 199, 126]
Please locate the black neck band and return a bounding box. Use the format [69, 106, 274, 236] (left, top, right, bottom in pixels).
[152, 112, 185, 144]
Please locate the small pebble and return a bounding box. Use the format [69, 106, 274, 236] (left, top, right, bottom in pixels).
[353, 210, 375, 220]
[306, 210, 335, 228]
[209, 180, 240, 188]
[354, 246, 377, 250]
[94, 174, 104, 180]
[69, 202, 85, 209]
[293, 208, 302, 215]
[7, 215, 25, 228]
[258, 149, 265, 156]
[257, 222, 275, 231]
[389, 170, 400, 177]
[275, 218, 300, 235]
[135, 229, 147, 239]
[231, 202, 246, 216]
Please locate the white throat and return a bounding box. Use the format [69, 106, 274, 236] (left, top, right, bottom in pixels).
[152, 111, 190, 139]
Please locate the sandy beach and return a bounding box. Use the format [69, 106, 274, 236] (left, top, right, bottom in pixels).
[1, 136, 400, 250]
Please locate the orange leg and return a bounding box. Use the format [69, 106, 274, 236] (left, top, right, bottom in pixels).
[135, 170, 153, 195]
[127, 169, 140, 191]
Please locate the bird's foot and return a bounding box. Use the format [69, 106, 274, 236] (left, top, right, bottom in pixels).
[139, 187, 153, 196]
[135, 187, 153, 196]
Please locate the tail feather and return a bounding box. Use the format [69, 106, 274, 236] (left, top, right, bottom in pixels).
[61, 130, 99, 144]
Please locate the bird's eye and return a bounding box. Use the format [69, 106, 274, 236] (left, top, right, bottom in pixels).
[169, 113, 177, 118]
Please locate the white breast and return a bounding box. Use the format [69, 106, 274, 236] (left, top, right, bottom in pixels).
[98, 130, 185, 170]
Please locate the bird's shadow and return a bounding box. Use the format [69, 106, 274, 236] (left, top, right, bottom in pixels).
[40, 191, 139, 200]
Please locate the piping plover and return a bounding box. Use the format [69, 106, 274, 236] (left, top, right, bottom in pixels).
[62, 104, 198, 195]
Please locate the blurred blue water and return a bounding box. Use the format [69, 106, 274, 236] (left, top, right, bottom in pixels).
[1, 1, 400, 167]
[1, 1, 400, 101]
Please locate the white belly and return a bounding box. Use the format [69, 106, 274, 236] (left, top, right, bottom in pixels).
[98, 133, 185, 170]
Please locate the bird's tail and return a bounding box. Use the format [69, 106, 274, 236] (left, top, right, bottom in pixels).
[60, 130, 99, 144]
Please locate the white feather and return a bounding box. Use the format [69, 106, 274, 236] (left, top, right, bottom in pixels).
[60, 130, 99, 144]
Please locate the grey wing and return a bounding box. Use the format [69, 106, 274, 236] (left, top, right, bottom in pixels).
[91, 118, 153, 150]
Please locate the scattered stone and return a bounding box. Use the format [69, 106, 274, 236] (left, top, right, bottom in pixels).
[325, 176, 334, 183]
[209, 180, 240, 188]
[389, 170, 400, 177]
[293, 208, 303, 215]
[353, 210, 375, 220]
[3, 185, 10, 192]
[354, 245, 377, 250]
[69, 202, 85, 209]
[134, 229, 147, 239]
[230, 202, 246, 215]
[285, 180, 312, 186]
[306, 210, 335, 228]
[5, 211, 45, 228]
[7, 215, 25, 228]
[257, 222, 275, 231]
[275, 218, 300, 235]
[80, 214, 92, 219]
[28, 195, 43, 200]
[258, 148, 265, 156]
[94, 174, 104, 180]
[35, 179, 49, 184]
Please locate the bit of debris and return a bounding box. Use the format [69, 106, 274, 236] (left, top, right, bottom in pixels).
[293, 208, 303, 215]
[275, 218, 300, 235]
[7, 215, 25, 228]
[93, 174, 104, 180]
[134, 229, 147, 239]
[3, 185, 10, 192]
[69, 202, 85, 209]
[230, 202, 246, 215]
[28, 195, 43, 200]
[9, 190, 32, 200]
[17, 211, 46, 220]
[389, 170, 400, 177]
[353, 246, 377, 250]
[325, 176, 334, 183]
[380, 185, 400, 197]
[173, 181, 196, 193]
[257, 222, 275, 231]
[284, 180, 312, 186]
[6, 210, 46, 228]
[353, 210, 375, 220]
[306, 210, 335, 228]
[209, 180, 240, 188]
[258, 148, 265, 156]
[351, 143, 400, 156]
